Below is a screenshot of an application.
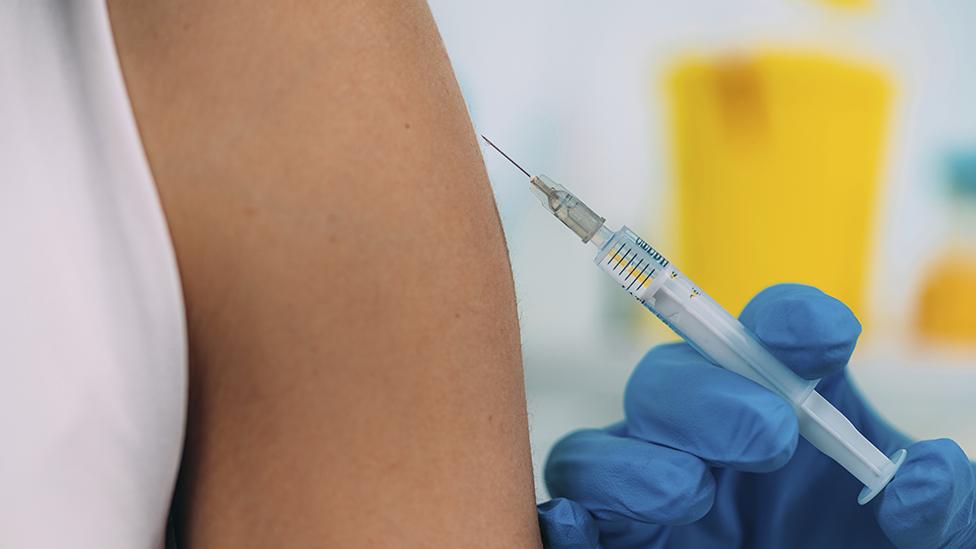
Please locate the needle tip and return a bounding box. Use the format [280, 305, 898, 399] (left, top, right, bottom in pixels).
[479, 134, 532, 178]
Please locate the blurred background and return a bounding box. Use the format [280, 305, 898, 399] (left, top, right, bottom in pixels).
[426, 0, 976, 499]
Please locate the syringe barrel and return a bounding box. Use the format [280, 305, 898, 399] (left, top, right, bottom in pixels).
[593, 226, 902, 502]
[594, 226, 816, 401]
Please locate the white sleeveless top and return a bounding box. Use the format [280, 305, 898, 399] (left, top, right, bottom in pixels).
[0, 2, 187, 548]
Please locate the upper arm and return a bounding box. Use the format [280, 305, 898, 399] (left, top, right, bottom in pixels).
[109, 1, 540, 546]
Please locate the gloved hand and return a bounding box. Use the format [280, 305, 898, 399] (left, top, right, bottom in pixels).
[539, 284, 976, 548]
[537, 498, 601, 549]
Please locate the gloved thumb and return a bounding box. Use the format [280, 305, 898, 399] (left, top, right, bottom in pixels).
[875, 439, 976, 548]
[738, 284, 861, 380]
[537, 498, 600, 548]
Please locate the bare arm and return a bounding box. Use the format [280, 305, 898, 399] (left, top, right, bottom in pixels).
[108, 1, 540, 546]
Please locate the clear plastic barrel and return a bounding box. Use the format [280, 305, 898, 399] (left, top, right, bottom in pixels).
[594, 226, 817, 401]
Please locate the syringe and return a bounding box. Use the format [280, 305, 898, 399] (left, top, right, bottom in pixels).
[482, 136, 906, 504]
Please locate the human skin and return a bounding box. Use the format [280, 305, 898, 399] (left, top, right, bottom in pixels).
[108, 1, 541, 547]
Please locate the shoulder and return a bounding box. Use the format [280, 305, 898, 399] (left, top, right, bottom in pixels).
[110, 1, 541, 547]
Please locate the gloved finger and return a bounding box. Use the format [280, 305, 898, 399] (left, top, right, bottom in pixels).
[739, 284, 862, 380]
[537, 498, 600, 549]
[545, 428, 716, 525]
[624, 342, 798, 472]
[875, 439, 976, 548]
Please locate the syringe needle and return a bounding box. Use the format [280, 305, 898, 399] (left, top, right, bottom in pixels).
[480, 135, 532, 178]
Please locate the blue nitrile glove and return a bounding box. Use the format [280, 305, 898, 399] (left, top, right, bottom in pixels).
[537, 498, 601, 548]
[542, 284, 976, 548]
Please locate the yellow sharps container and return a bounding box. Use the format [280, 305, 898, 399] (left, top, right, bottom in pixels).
[664, 52, 892, 322]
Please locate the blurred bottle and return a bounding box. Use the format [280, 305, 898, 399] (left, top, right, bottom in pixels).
[816, 0, 872, 9]
[915, 154, 976, 346]
[663, 51, 891, 321]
